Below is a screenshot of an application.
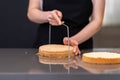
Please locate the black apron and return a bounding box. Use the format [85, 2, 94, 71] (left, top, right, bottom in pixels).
[33, 0, 93, 49]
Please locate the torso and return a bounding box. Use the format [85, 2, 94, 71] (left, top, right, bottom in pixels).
[33, 0, 93, 49]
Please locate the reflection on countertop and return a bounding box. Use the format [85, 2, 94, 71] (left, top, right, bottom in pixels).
[38, 48, 120, 74]
[0, 48, 120, 80]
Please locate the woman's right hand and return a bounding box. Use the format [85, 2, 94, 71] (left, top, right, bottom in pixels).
[47, 10, 64, 26]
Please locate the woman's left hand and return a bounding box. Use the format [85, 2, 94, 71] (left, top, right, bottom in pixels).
[63, 37, 80, 55]
[47, 10, 64, 26]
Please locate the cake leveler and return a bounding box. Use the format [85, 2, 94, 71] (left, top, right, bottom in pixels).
[48, 24, 71, 59]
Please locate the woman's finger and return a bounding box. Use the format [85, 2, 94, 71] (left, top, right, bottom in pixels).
[55, 10, 63, 20]
[51, 10, 62, 25]
[48, 18, 59, 25]
[75, 48, 80, 55]
[73, 46, 80, 55]
[63, 37, 68, 45]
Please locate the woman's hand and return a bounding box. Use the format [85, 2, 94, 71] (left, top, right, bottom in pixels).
[63, 37, 80, 55]
[47, 10, 64, 26]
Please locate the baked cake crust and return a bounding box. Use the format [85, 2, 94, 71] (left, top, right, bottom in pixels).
[39, 44, 74, 58]
[82, 52, 120, 64]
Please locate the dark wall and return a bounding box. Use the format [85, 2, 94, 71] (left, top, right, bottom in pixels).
[0, 0, 38, 48]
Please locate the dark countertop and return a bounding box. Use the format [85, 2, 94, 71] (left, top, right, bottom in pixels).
[0, 48, 120, 80]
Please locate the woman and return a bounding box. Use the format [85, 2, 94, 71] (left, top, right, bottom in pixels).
[27, 0, 105, 55]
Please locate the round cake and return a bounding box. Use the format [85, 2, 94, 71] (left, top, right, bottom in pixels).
[82, 52, 120, 64]
[38, 44, 74, 58]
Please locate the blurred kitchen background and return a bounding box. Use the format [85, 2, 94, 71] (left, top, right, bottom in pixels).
[94, 0, 120, 48]
[0, 0, 120, 48]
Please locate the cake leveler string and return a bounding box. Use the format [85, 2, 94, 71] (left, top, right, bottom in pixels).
[49, 24, 70, 59]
